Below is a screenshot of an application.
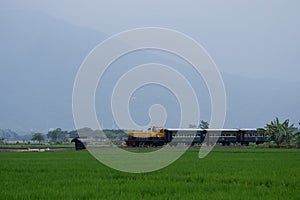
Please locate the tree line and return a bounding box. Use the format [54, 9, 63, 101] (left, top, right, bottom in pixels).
[31, 128, 127, 144]
[29, 118, 300, 147]
[31, 128, 77, 144]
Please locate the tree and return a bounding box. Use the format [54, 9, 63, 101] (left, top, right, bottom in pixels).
[294, 132, 300, 147]
[265, 117, 296, 147]
[47, 128, 68, 143]
[188, 124, 197, 128]
[68, 130, 79, 139]
[294, 122, 300, 147]
[31, 133, 45, 144]
[47, 128, 60, 143]
[199, 120, 209, 129]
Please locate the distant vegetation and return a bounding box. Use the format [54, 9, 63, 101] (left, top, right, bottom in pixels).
[199, 120, 210, 129]
[0, 127, 127, 147]
[0, 118, 299, 148]
[188, 120, 210, 129]
[31, 133, 45, 144]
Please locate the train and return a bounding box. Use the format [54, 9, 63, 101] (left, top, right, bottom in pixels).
[125, 127, 267, 147]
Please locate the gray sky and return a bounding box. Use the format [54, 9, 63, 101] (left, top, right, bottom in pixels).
[2, 0, 300, 80]
[0, 1, 299, 132]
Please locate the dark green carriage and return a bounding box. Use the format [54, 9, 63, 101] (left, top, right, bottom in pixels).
[205, 129, 239, 146]
[165, 129, 204, 146]
[239, 129, 266, 145]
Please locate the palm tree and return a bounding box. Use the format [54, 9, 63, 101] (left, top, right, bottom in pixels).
[265, 117, 296, 147]
[294, 122, 300, 147]
[294, 132, 300, 147]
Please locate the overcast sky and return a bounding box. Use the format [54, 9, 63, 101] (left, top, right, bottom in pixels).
[0, 1, 299, 132]
[2, 0, 300, 80]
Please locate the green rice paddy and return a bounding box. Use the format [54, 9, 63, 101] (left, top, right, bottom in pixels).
[0, 148, 299, 199]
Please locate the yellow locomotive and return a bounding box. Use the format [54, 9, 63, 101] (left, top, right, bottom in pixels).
[126, 127, 165, 147]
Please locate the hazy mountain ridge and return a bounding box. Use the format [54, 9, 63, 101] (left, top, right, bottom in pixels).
[0, 10, 299, 132]
[0, 129, 23, 141]
[0, 10, 107, 131]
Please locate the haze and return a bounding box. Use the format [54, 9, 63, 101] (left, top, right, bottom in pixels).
[0, 1, 299, 133]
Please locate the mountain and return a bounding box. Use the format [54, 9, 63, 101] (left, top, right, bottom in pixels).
[0, 129, 22, 141]
[0, 10, 299, 132]
[0, 10, 108, 132]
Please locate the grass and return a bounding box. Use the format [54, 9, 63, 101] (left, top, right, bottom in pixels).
[0, 148, 299, 199]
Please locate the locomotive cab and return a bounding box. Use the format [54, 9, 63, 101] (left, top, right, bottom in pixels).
[126, 127, 165, 147]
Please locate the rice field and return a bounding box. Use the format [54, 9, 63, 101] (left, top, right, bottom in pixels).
[0, 148, 299, 199]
